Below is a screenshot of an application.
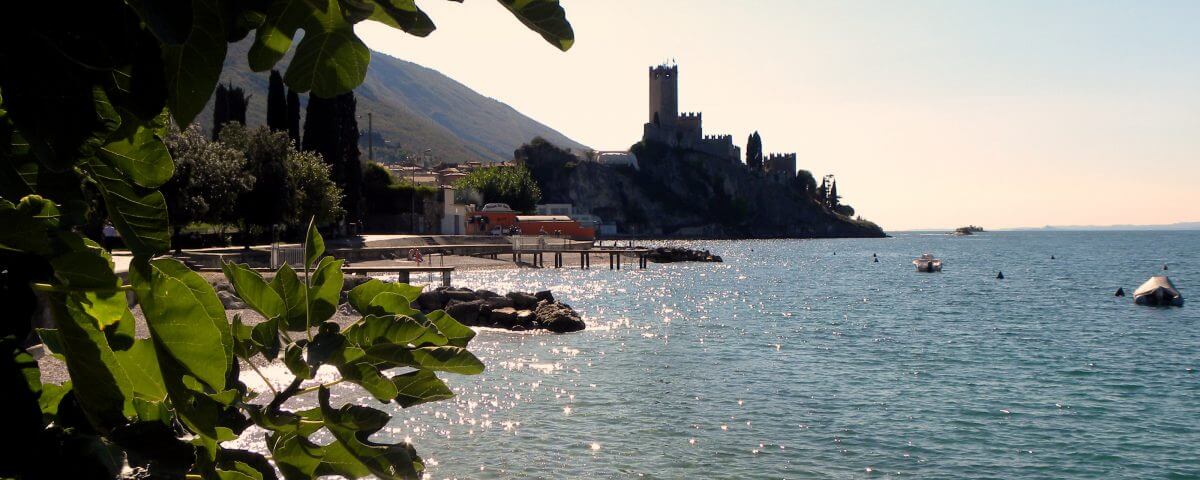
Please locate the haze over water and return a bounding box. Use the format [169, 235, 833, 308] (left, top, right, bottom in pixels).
[324, 231, 1197, 478]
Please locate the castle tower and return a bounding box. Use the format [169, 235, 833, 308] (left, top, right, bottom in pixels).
[649, 65, 678, 129]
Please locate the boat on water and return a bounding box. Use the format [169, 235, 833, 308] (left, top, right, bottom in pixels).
[913, 254, 942, 272]
[1133, 276, 1184, 307]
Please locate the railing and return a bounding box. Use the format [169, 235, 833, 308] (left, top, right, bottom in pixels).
[270, 244, 305, 269]
[509, 236, 592, 252]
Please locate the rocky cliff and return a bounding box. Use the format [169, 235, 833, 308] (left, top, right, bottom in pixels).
[520, 140, 885, 238]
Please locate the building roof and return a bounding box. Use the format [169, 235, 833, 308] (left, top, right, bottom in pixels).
[516, 215, 574, 222]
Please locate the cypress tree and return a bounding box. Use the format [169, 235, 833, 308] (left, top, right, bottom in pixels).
[746, 131, 764, 170]
[829, 180, 839, 208]
[286, 89, 301, 145]
[266, 70, 288, 132]
[335, 92, 363, 225]
[817, 176, 828, 203]
[212, 83, 249, 140]
[213, 84, 228, 141]
[303, 94, 337, 161]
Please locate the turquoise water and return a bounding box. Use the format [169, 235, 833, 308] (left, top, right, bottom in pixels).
[362, 232, 1199, 478]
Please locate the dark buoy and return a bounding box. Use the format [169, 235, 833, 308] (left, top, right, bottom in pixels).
[997, 271, 1005, 280]
[873, 253, 877, 258]
[1115, 287, 1125, 297]
[874, 257, 879, 263]
[1163, 264, 1169, 271]
[1051, 255, 1056, 260]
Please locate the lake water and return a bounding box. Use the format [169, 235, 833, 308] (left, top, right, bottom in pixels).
[332, 232, 1200, 478]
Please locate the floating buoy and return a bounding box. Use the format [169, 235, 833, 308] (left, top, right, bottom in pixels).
[1163, 264, 1169, 271]
[1115, 287, 1125, 297]
[873, 253, 877, 258]
[873, 257, 879, 263]
[1051, 255, 1056, 260]
[997, 271, 1005, 280]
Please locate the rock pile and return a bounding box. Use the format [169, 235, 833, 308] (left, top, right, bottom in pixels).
[644, 247, 723, 263]
[416, 287, 585, 333]
[209, 274, 586, 333]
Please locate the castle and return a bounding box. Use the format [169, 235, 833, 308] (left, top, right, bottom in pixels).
[642, 65, 741, 162]
[642, 64, 795, 178]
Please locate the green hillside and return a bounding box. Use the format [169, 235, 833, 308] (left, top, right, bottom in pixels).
[197, 39, 587, 164]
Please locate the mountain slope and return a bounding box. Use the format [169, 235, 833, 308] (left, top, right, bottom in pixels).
[198, 39, 587, 164]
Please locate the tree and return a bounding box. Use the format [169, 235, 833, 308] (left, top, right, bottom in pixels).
[818, 176, 828, 203]
[336, 93, 363, 225]
[220, 123, 344, 235]
[288, 149, 345, 227]
[796, 169, 817, 196]
[746, 131, 763, 170]
[287, 89, 302, 145]
[267, 70, 288, 132]
[0, 1, 573, 478]
[162, 125, 254, 251]
[829, 180, 840, 208]
[454, 165, 543, 212]
[212, 83, 250, 141]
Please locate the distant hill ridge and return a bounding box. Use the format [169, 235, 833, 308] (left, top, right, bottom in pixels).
[198, 39, 588, 164]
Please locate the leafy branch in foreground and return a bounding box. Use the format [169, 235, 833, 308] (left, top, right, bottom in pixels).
[0, 0, 570, 477]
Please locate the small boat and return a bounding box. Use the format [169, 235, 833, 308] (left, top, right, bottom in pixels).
[913, 254, 942, 272]
[1133, 276, 1184, 307]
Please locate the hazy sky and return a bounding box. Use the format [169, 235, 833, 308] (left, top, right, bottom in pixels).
[357, 0, 1200, 230]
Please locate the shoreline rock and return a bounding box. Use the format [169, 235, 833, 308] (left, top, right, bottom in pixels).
[208, 274, 587, 334]
[644, 247, 723, 263]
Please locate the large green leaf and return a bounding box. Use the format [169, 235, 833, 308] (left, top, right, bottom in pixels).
[223, 263, 286, 321]
[365, 345, 484, 374]
[131, 258, 228, 391]
[151, 259, 234, 365]
[55, 296, 136, 429]
[318, 388, 422, 479]
[113, 339, 168, 403]
[270, 264, 308, 331]
[366, 0, 435, 37]
[303, 216, 324, 271]
[425, 310, 474, 348]
[97, 109, 174, 189]
[84, 158, 171, 256]
[308, 257, 344, 324]
[248, 0, 314, 71]
[284, 1, 371, 97]
[497, 0, 574, 51]
[163, 0, 229, 126]
[336, 358, 397, 402]
[390, 369, 453, 408]
[0, 196, 60, 255]
[346, 279, 421, 316]
[343, 315, 446, 349]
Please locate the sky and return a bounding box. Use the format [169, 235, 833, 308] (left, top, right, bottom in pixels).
[356, 0, 1200, 231]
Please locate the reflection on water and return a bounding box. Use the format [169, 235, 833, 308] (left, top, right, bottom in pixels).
[239, 232, 1200, 479]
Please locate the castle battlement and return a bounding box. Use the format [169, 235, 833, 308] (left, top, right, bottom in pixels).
[703, 134, 732, 142]
[763, 153, 798, 177]
[679, 112, 701, 119]
[766, 153, 797, 161]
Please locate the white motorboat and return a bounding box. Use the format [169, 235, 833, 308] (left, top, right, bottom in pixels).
[913, 254, 942, 272]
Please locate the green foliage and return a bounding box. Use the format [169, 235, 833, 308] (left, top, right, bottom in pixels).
[454, 164, 543, 212]
[363, 163, 435, 216]
[220, 123, 345, 230]
[0, 0, 570, 476]
[162, 124, 255, 233]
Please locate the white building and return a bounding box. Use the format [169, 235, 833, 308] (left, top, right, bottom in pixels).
[439, 187, 468, 235]
[594, 151, 640, 170]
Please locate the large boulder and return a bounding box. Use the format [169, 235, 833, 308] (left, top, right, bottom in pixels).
[342, 274, 373, 291]
[534, 302, 586, 333]
[489, 307, 519, 328]
[444, 288, 481, 303]
[217, 290, 247, 310]
[534, 290, 555, 304]
[445, 299, 484, 326]
[506, 291, 539, 310]
[475, 289, 501, 299]
[417, 290, 449, 312]
[482, 296, 514, 310]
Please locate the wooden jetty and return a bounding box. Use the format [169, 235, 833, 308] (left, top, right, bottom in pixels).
[196, 265, 456, 287]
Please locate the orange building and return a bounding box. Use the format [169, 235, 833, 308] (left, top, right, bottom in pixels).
[467, 205, 595, 240]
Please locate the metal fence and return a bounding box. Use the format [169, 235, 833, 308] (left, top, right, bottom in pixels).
[270, 244, 305, 269]
[509, 236, 592, 252]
